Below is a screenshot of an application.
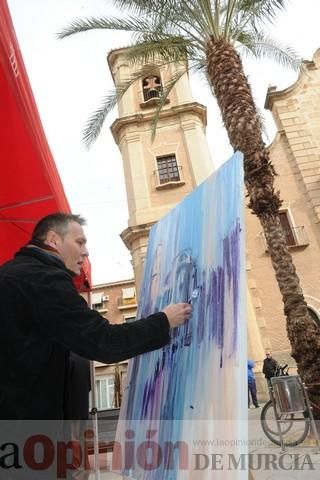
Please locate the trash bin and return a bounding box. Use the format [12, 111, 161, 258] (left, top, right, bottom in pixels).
[271, 376, 306, 413]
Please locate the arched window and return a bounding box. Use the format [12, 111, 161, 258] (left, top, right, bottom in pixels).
[142, 75, 162, 101]
[307, 306, 320, 328]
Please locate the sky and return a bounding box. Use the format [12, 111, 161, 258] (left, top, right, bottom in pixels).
[7, 0, 320, 285]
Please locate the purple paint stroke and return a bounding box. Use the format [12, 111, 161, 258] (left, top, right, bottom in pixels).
[206, 265, 225, 367]
[196, 283, 206, 344]
[141, 360, 164, 418]
[223, 220, 241, 355]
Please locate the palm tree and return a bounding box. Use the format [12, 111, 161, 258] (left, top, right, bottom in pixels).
[58, 1, 320, 392]
[113, 364, 122, 408]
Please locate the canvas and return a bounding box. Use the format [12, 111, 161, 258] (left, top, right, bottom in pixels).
[114, 153, 247, 479]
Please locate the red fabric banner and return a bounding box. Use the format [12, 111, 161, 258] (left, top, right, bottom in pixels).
[0, 0, 91, 291]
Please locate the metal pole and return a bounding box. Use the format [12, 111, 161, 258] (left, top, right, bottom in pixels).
[88, 292, 101, 480]
[269, 381, 286, 452]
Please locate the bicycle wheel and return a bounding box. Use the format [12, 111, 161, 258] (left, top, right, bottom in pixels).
[260, 400, 310, 446]
[261, 401, 293, 436]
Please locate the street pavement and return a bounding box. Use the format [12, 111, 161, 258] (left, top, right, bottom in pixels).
[87, 405, 320, 479]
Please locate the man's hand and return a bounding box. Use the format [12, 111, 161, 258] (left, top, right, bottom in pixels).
[162, 303, 192, 328]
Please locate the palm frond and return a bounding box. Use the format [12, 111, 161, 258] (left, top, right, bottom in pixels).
[224, 0, 238, 39]
[197, 0, 216, 36]
[82, 93, 116, 148]
[238, 33, 302, 72]
[172, 1, 215, 39]
[57, 15, 151, 39]
[112, 0, 175, 16]
[231, 0, 287, 39]
[237, 0, 286, 22]
[116, 1, 216, 45]
[124, 36, 202, 66]
[235, 30, 255, 47]
[252, 0, 286, 23]
[213, 0, 221, 35]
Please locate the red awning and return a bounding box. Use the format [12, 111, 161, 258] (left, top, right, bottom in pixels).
[0, 0, 91, 291]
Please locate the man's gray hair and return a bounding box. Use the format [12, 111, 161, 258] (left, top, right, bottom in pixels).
[32, 213, 86, 241]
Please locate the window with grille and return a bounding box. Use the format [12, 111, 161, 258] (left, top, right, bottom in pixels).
[307, 306, 320, 328]
[259, 209, 308, 252]
[156, 154, 180, 184]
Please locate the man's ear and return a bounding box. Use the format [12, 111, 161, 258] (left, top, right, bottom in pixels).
[44, 230, 60, 249]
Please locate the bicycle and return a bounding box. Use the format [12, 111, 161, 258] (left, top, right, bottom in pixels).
[260, 364, 311, 447]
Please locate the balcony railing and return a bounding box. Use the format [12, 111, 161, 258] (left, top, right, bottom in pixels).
[143, 86, 163, 101]
[259, 226, 309, 251]
[117, 297, 137, 309]
[138, 89, 170, 108]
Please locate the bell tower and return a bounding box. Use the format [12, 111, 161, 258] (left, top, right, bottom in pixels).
[108, 48, 214, 292]
[107, 48, 267, 398]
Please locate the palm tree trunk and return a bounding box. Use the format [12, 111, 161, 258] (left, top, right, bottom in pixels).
[205, 39, 320, 396]
[260, 214, 320, 376]
[114, 365, 122, 408]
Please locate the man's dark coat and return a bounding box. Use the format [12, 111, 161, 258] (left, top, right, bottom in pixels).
[0, 247, 170, 419]
[262, 357, 279, 379]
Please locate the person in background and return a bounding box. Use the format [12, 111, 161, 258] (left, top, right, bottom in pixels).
[262, 350, 279, 385]
[248, 359, 260, 408]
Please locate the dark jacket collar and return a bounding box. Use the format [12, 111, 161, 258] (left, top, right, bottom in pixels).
[15, 246, 74, 276]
